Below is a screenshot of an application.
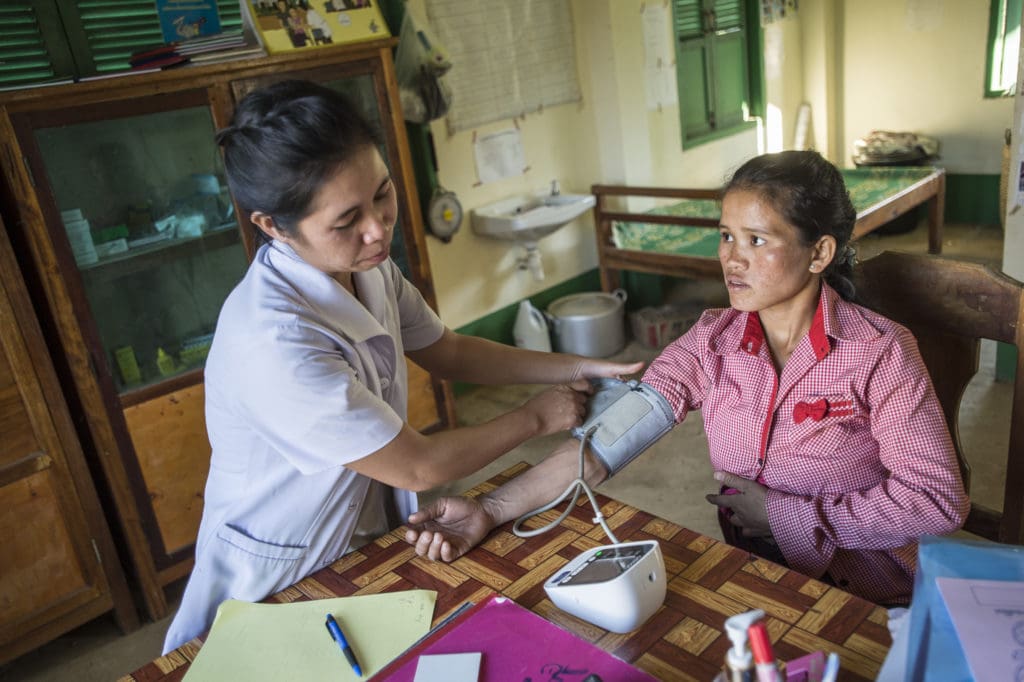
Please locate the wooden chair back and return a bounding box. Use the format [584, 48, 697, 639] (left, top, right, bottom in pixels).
[853, 251, 1024, 544]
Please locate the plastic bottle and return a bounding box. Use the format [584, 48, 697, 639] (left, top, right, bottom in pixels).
[723, 609, 765, 682]
[513, 300, 552, 352]
[156, 348, 177, 377]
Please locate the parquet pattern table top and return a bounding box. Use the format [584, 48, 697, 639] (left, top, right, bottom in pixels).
[123, 463, 891, 681]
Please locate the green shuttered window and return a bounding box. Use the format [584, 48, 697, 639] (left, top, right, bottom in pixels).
[0, 2, 76, 86]
[986, 0, 1022, 97]
[672, 0, 761, 148]
[0, 0, 243, 87]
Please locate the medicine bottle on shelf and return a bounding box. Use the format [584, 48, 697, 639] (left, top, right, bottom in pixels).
[156, 348, 177, 377]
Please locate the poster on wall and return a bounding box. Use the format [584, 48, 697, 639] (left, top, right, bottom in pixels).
[760, 0, 798, 26]
[244, 0, 389, 53]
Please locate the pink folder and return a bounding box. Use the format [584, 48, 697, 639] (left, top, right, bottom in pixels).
[373, 593, 657, 681]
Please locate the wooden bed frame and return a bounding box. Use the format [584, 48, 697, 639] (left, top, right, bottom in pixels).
[592, 167, 946, 292]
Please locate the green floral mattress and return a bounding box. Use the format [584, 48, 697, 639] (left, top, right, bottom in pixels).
[612, 167, 937, 256]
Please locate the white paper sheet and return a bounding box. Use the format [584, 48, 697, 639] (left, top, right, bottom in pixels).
[474, 129, 526, 184]
[936, 577, 1024, 682]
[642, 3, 676, 110]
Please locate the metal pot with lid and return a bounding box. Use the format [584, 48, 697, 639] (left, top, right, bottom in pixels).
[546, 289, 628, 357]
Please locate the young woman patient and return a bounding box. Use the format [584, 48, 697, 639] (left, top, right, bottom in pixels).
[404, 150, 969, 606]
[162, 80, 641, 652]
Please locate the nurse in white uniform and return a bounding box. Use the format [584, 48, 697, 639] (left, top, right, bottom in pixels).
[163, 80, 642, 653]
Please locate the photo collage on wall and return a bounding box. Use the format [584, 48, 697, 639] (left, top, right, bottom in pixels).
[760, 0, 798, 26]
[246, 0, 389, 53]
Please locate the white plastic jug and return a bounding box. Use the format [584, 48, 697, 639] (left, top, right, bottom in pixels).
[513, 300, 552, 352]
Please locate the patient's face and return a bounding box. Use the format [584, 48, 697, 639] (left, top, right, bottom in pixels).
[718, 189, 819, 317]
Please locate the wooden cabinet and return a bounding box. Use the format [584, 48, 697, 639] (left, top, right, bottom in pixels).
[0, 215, 137, 664]
[0, 39, 454, 622]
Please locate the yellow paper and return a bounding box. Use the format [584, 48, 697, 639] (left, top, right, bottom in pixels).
[183, 590, 436, 681]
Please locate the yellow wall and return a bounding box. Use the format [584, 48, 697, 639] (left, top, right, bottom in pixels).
[418, 0, 1013, 329]
[418, 0, 758, 329]
[840, 0, 1013, 173]
[763, 11, 806, 152]
[799, 0, 841, 159]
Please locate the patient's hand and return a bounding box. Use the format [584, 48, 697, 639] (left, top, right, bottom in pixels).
[705, 471, 772, 538]
[404, 496, 497, 562]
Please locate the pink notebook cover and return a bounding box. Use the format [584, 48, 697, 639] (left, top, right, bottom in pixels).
[372, 593, 656, 681]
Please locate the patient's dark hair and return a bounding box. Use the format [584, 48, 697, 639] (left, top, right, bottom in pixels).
[724, 150, 857, 300]
[215, 79, 382, 245]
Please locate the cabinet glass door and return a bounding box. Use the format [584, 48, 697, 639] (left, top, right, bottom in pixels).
[32, 104, 248, 394]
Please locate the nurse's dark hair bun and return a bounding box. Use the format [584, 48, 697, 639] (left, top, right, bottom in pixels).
[215, 80, 383, 246]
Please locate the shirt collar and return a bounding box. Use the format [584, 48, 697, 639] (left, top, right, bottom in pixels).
[263, 240, 388, 344]
[722, 282, 878, 360]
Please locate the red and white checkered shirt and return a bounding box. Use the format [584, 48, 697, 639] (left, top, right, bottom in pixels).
[643, 283, 968, 604]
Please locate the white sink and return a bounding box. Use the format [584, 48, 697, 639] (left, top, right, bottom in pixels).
[471, 192, 596, 243]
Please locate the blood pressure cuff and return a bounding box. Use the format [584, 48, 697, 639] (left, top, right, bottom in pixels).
[571, 378, 675, 477]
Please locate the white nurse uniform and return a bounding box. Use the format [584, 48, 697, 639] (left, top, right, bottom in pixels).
[163, 240, 443, 653]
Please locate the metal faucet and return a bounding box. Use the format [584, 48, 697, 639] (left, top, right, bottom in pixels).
[550, 179, 560, 196]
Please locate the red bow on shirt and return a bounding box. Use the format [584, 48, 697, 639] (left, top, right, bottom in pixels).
[793, 398, 828, 424]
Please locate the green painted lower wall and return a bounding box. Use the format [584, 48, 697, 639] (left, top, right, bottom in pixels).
[945, 173, 1000, 225]
[997, 342, 1017, 383]
[452, 269, 673, 347]
[454, 269, 600, 344]
[451, 270, 601, 394]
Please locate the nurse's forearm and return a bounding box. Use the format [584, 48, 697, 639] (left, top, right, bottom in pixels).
[347, 405, 561, 491]
[408, 330, 587, 384]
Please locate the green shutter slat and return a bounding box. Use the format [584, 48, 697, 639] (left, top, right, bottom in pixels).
[0, 1, 66, 88]
[1, 45, 50, 56]
[0, 27, 48, 38]
[674, 0, 703, 40]
[2, 36, 49, 47]
[0, 18, 41, 28]
[713, 0, 743, 31]
[0, 59, 54, 72]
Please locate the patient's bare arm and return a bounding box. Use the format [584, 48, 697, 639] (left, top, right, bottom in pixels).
[404, 439, 608, 562]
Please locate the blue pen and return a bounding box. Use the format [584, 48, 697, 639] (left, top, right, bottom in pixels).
[325, 613, 363, 677]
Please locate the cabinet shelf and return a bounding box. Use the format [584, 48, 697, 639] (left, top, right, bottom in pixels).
[78, 223, 241, 284]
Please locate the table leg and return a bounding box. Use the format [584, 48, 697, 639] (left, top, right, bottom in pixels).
[928, 176, 945, 254]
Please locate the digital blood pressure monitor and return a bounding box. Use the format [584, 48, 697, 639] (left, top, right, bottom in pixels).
[543, 540, 666, 633]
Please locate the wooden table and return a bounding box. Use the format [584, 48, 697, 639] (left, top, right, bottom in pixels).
[122, 463, 892, 681]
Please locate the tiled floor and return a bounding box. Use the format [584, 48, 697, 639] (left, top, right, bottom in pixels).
[0, 220, 1009, 681]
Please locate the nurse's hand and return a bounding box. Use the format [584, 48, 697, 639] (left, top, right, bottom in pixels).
[404, 496, 496, 562]
[705, 471, 772, 538]
[522, 382, 591, 435]
[570, 359, 645, 383]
